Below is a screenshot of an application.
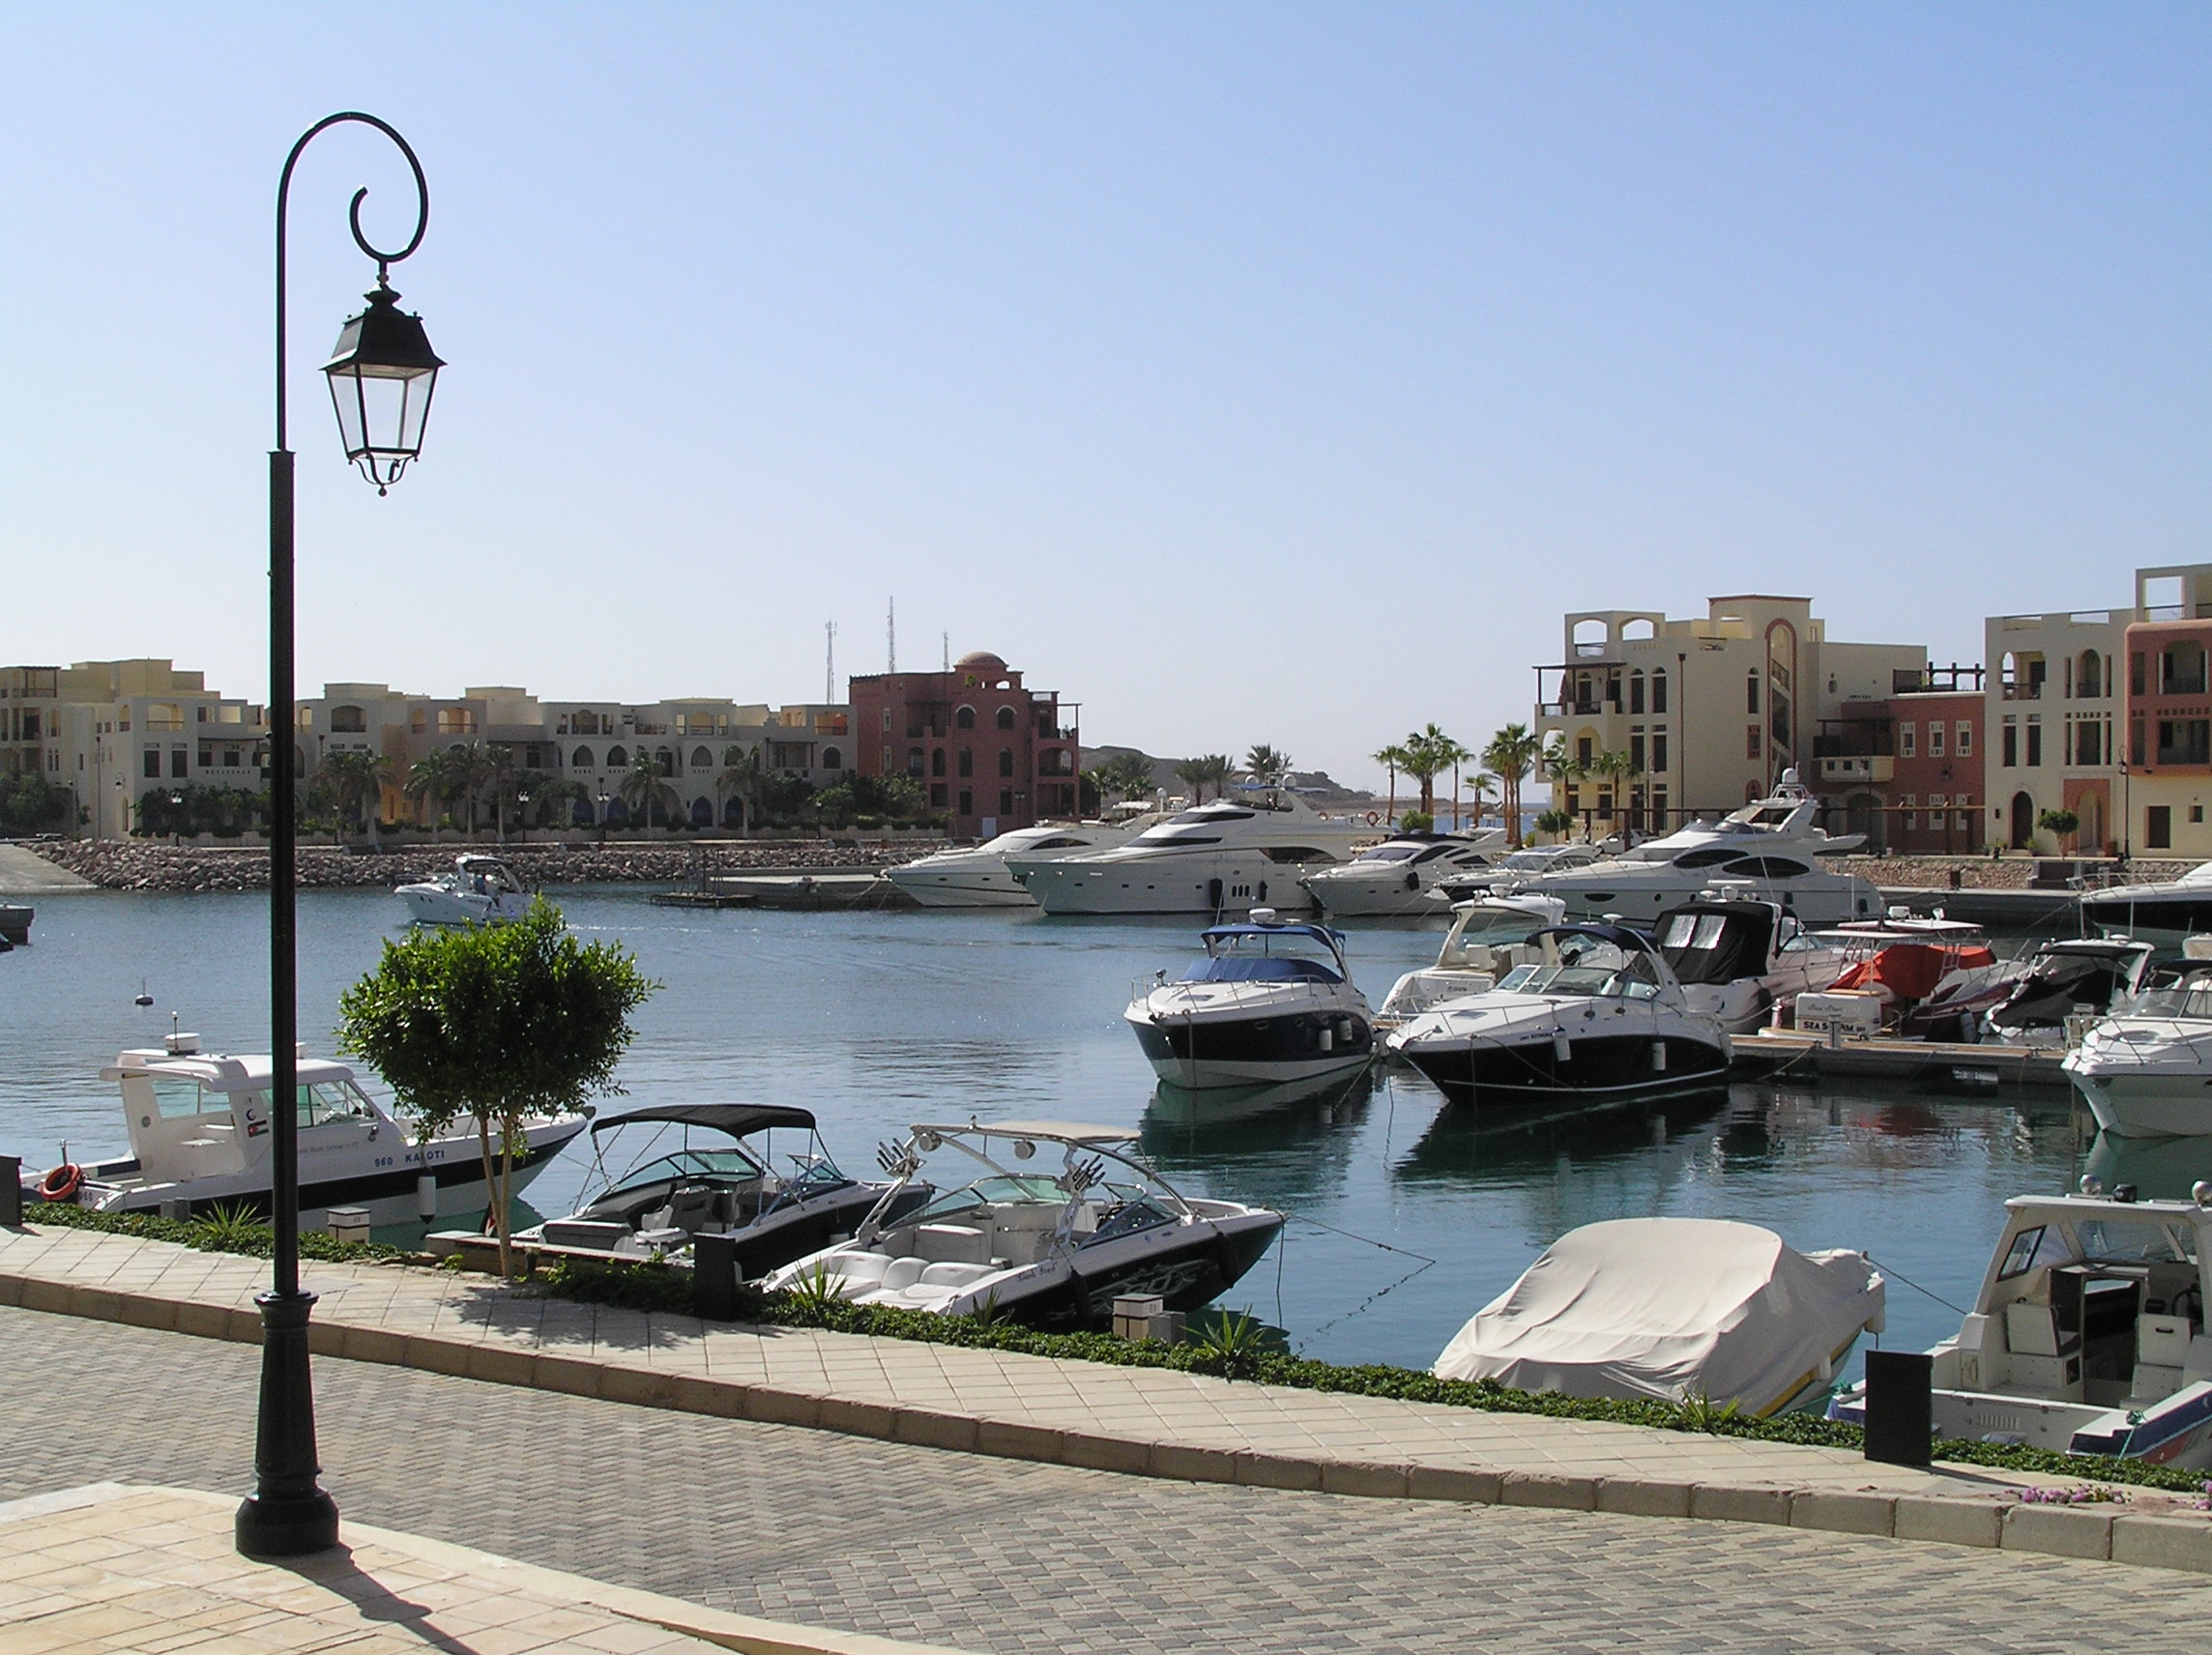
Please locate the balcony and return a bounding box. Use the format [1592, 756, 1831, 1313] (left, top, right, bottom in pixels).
[1817, 755, 1893, 783]
[2000, 683, 2042, 702]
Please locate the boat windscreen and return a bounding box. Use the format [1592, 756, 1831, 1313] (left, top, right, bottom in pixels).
[1181, 955, 1343, 985]
[1656, 909, 1772, 985]
[603, 1147, 767, 1198]
[1356, 843, 1427, 863]
[906, 1175, 1065, 1224]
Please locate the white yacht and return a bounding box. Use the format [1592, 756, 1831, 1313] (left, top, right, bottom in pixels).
[1008, 784, 1371, 916]
[1387, 922, 1732, 1108]
[1827, 1183, 2212, 1470]
[2083, 861, 2212, 947]
[1298, 829, 1510, 917]
[396, 854, 534, 925]
[1124, 913, 1376, 1089]
[2066, 945, 2212, 1138]
[20, 1029, 584, 1227]
[761, 1119, 1284, 1327]
[1517, 770, 1878, 926]
[1651, 891, 1848, 1033]
[1376, 892, 1566, 1026]
[885, 818, 1154, 908]
[1430, 843, 1605, 903]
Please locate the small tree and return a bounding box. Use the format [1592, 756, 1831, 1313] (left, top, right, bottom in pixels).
[336, 898, 658, 1273]
[1534, 807, 1577, 842]
[2037, 808, 2081, 854]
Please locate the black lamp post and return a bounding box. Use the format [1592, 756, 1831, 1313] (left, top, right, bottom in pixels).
[237, 112, 443, 1561]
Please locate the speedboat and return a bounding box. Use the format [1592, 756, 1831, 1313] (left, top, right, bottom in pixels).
[2066, 945, 2212, 1138]
[1434, 1217, 1884, 1417]
[1651, 890, 1848, 1033]
[2084, 861, 2212, 947]
[1008, 782, 1372, 916]
[1794, 915, 1998, 1041]
[1124, 911, 1376, 1089]
[1387, 923, 1732, 1107]
[1518, 769, 1879, 926]
[19, 1028, 584, 1226]
[517, 1102, 932, 1274]
[885, 817, 1157, 908]
[1431, 843, 1603, 902]
[1375, 891, 1566, 1026]
[1966, 940, 2158, 1046]
[761, 1118, 1284, 1327]
[1298, 829, 1510, 917]
[396, 854, 534, 925]
[1827, 1183, 2212, 1469]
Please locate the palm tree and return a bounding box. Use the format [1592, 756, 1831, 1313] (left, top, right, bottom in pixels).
[1370, 743, 1412, 824]
[1243, 744, 1292, 779]
[1539, 738, 1586, 838]
[483, 743, 522, 844]
[1172, 757, 1211, 803]
[435, 741, 497, 840]
[1198, 754, 1233, 801]
[317, 749, 393, 849]
[621, 752, 681, 837]
[1587, 748, 1632, 832]
[1465, 770, 1499, 831]
[1482, 723, 1544, 847]
[1400, 725, 1468, 821]
[403, 752, 454, 841]
[715, 743, 769, 835]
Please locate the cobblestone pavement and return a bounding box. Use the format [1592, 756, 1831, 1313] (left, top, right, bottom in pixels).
[8, 1307, 2209, 1655]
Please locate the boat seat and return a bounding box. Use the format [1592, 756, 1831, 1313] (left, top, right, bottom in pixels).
[2005, 1301, 2074, 1357]
[828, 1251, 890, 1287]
[2139, 1314, 2193, 1368]
[917, 1223, 991, 1264]
[2130, 1364, 2185, 1402]
[880, 1257, 928, 1292]
[919, 1262, 996, 1288]
[865, 1282, 962, 1310]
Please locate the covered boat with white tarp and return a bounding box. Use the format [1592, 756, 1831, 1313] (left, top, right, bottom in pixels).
[1431, 1217, 1886, 1417]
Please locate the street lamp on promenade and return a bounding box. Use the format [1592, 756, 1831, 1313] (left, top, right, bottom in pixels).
[237, 112, 444, 1561]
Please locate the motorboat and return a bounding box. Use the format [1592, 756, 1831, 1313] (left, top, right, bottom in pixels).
[1008, 783, 1372, 916]
[1387, 923, 1732, 1108]
[0, 903, 29, 947]
[1434, 1217, 1885, 1417]
[885, 817, 1158, 908]
[1298, 829, 1510, 918]
[1790, 915, 1998, 1042]
[2084, 861, 2212, 947]
[1124, 911, 1376, 1089]
[1375, 892, 1567, 1026]
[760, 1118, 1284, 1328]
[2066, 946, 2212, 1138]
[396, 854, 535, 925]
[1516, 770, 1880, 926]
[1431, 843, 1604, 903]
[1650, 890, 1848, 1034]
[517, 1102, 932, 1274]
[19, 1028, 584, 1227]
[1964, 940, 2159, 1046]
[1827, 1184, 2212, 1469]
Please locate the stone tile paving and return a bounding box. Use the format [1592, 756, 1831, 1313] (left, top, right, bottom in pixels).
[6, 1308, 2212, 1655]
[0, 1223, 2078, 1502]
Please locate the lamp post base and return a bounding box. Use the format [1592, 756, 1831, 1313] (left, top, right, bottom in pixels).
[234, 1290, 339, 1557]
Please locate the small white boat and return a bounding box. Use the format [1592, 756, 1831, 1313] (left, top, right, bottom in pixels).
[1124, 912, 1376, 1089]
[1375, 892, 1566, 1026]
[2067, 944, 2212, 1138]
[1388, 923, 1732, 1108]
[762, 1118, 1284, 1327]
[1431, 843, 1604, 903]
[1828, 1183, 2212, 1469]
[517, 1102, 933, 1274]
[886, 818, 1157, 908]
[1651, 890, 1848, 1034]
[1434, 1217, 1884, 1417]
[1299, 829, 1510, 917]
[396, 855, 534, 925]
[20, 1029, 585, 1227]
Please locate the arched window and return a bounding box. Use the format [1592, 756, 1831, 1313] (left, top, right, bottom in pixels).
[574, 710, 599, 736]
[996, 707, 1015, 730]
[958, 748, 972, 777]
[1745, 671, 1761, 715]
[1572, 619, 1608, 657]
[998, 749, 1014, 777]
[689, 796, 712, 827]
[656, 746, 675, 773]
[1621, 618, 1656, 641]
[1629, 671, 1645, 714]
[955, 706, 975, 730]
[691, 746, 713, 769]
[330, 705, 366, 733]
[1651, 668, 1669, 714]
[606, 744, 628, 769]
[2078, 652, 2102, 698]
[572, 746, 595, 769]
[821, 746, 842, 770]
[907, 747, 925, 776]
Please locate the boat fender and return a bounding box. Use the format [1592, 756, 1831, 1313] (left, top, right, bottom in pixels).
[1367, 812, 1382, 827]
[40, 1162, 83, 1204]
[1552, 1031, 1572, 1063]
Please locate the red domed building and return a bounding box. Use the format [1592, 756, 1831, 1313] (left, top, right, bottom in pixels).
[849, 651, 1081, 835]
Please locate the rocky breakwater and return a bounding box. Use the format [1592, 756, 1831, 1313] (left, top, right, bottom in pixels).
[20, 838, 947, 894]
[1834, 856, 2196, 892]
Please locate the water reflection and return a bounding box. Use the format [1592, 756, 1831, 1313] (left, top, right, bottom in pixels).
[2084, 1132, 2212, 1203]
[1393, 1088, 1730, 1187]
[1140, 1069, 1380, 1211]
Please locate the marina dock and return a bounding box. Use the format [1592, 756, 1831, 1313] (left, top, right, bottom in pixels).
[1733, 1029, 2074, 1089]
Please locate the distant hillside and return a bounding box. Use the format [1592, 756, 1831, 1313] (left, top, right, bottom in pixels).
[1079, 745, 1379, 807]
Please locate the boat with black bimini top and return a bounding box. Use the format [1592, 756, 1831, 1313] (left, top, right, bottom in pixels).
[514, 1102, 933, 1274]
[18, 1026, 584, 1227]
[761, 1118, 1283, 1328]
[1124, 911, 1376, 1089]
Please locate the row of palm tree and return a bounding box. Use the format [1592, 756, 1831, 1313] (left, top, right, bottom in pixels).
[1361, 723, 1557, 845]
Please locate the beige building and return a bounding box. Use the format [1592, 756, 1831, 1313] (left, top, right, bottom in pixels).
[1533, 596, 1924, 832]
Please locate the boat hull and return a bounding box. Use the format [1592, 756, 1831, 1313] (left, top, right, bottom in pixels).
[2070, 1069, 2212, 1139]
[397, 887, 533, 925]
[1015, 852, 1330, 915]
[884, 868, 1039, 908]
[1127, 1004, 1376, 1089]
[1397, 1029, 1732, 1107]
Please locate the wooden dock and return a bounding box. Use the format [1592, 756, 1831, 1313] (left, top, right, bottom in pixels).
[1733, 1029, 2073, 1089]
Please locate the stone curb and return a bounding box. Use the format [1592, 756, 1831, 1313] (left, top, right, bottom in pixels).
[8, 1266, 2211, 1576]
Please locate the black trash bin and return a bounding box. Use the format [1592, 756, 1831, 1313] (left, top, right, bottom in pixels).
[1863, 1349, 1934, 1466]
[694, 1233, 740, 1321]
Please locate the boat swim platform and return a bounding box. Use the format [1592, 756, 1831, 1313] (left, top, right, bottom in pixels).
[1733, 1030, 2073, 1089]
[7, 1223, 2211, 1573]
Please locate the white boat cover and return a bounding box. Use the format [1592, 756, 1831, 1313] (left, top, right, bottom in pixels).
[1432, 1217, 1884, 1415]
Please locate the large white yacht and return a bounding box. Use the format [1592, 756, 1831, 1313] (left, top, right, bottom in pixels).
[2083, 861, 2212, 947]
[886, 817, 1155, 908]
[1515, 770, 1879, 926]
[2065, 944, 2212, 1138]
[1299, 829, 1510, 917]
[1008, 784, 1371, 916]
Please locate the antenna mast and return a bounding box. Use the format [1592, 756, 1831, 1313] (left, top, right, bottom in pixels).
[824, 621, 836, 704]
[942, 631, 949, 671]
[887, 597, 896, 673]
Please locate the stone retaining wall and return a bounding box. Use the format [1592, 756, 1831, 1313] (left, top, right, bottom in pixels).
[1832, 857, 2193, 891]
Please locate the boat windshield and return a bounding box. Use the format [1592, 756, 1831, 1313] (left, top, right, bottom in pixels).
[602, 1146, 769, 1199]
[2074, 1218, 2197, 1265]
[1186, 930, 1344, 984]
[905, 1175, 1067, 1224]
[1497, 939, 1664, 1001]
[2123, 971, 2212, 1019]
[1355, 842, 1428, 863]
[1455, 907, 1554, 942]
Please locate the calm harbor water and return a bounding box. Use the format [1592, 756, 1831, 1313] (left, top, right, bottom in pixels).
[0, 886, 2185, 1379]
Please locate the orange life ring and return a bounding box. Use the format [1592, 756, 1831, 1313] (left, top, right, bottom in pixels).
[40, 1162, 83, 1203]
[1366, 811, 1382, 827]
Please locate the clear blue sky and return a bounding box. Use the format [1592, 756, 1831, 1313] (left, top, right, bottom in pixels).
[2, 3, 2203, 790]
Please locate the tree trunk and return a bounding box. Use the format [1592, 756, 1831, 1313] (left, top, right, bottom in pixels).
[476, 1113, 498, 1263]
[497, 1127, 515, 1279]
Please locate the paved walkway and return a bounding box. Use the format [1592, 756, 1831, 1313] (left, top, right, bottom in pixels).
[0, 1481, 972, 1655]
[6, 1222, 2212, 1572]
[0, 843, 93, 895]
[7, 1308, 2212, 1655]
